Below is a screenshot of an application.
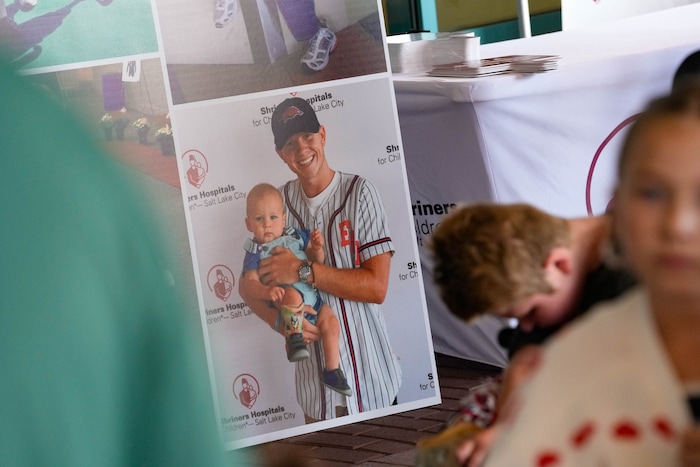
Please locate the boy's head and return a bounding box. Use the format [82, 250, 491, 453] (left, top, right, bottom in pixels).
[245, 183, 286, 244]
[430, 203, 573, 326]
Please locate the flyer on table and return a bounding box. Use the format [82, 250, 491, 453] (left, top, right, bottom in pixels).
[7, 0, 439, 448]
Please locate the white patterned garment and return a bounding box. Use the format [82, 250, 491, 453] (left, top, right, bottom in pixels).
[281, 172, 402, 420]
[484, 287, 692, 467]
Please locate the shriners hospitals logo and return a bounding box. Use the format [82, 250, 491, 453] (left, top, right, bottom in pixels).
[207, 265, 235, 302]
[233, 374, 260, 409]
[182, 149, 208, 189]
[586, 114, 638, 215]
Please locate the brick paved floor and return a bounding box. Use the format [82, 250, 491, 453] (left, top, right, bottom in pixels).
[236, 355, 502, 466]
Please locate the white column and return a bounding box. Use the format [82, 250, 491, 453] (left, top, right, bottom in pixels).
[516, 0, 532, 37]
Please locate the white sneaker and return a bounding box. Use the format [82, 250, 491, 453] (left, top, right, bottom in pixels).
[213, 0, 239, 28]
[19, 0, 38, 12]
[301, 27, 337, 72]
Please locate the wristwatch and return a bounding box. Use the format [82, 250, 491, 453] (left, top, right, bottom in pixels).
[298, 260, 312, 283]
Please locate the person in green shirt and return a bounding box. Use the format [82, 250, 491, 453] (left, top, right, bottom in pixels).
[0, 60, 247, 466]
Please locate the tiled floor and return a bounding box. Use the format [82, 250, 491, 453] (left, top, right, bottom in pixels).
[237, 355, 501, 466]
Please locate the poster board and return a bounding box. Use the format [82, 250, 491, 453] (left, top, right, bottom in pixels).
[8, 0, 439, 449]
[561, 0, 700, 30]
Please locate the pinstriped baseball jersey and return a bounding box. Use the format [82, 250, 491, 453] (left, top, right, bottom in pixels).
[281, 172, 402, 420]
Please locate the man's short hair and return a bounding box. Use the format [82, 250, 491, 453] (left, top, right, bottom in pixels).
[270, 97, 320, 150]
[429, 203, 571, 322]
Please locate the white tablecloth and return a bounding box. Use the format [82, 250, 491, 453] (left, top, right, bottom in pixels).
[561, 0, 700, 30]
[393, 4, 700, 367]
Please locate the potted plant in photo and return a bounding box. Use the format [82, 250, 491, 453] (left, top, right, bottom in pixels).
[99, 113, 114, 141]
[132, 117, 150, 145]
[155, 123, 175, 156]
[114, 117, 128, 141]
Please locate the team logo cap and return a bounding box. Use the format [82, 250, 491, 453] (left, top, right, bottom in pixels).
[271, 97, 321, 150]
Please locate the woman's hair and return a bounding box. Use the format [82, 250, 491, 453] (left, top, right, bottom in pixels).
[618, 87, 700, 180]
[673, 50, 700, 92]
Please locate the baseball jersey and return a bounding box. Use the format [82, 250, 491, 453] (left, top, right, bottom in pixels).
[484, 287, 692, 467]
[281, 171, 402, 420]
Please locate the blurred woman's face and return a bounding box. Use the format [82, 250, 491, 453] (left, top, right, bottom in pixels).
[614, 114, 700, 302]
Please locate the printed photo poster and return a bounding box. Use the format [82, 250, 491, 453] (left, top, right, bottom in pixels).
[3, 0, 439, 450]
[155, 0, 388, 104]
[163, 0, 439, 447]
[174, 78, 439, 447]
[4, 0, 158, 71]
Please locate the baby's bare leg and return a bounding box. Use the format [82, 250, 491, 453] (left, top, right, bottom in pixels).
[315, 303, 340, 370]
[280, 287, 303, 310]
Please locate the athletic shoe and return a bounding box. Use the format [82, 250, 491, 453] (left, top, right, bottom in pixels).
[286, 333, 309, 362]
[301, 27, 337, 72]
[322, 368, 353, 396]
[213, 0, 239, 28]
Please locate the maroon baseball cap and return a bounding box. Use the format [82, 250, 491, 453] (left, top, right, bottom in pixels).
[271, 97, 321, 150]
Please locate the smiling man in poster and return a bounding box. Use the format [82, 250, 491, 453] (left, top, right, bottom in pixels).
[239, 96, 402, 423]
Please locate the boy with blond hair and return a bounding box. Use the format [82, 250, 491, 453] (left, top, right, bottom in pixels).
[430, 203, 634, 355]
[428, 203, 635, 466]
[431, 203, 570, 322]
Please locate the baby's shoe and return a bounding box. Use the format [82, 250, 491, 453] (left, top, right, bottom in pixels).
[286, 333, 309, 362]
[322, 368, 352, 396]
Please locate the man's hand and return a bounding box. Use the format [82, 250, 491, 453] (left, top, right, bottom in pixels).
[258, 247, 302, 286]
[301, 306, 321, 343]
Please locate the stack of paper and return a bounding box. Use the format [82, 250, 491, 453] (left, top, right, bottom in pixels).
[387, 33, 439, 74]
[427, 55, 561, 78]
[429, 33, 481, 67]
[428, 55, 522, 78]
[388, 32, 481, 74]
[509, 55, 561, 73]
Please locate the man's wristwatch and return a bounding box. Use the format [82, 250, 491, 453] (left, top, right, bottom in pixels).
[298, 260, 312, 283]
